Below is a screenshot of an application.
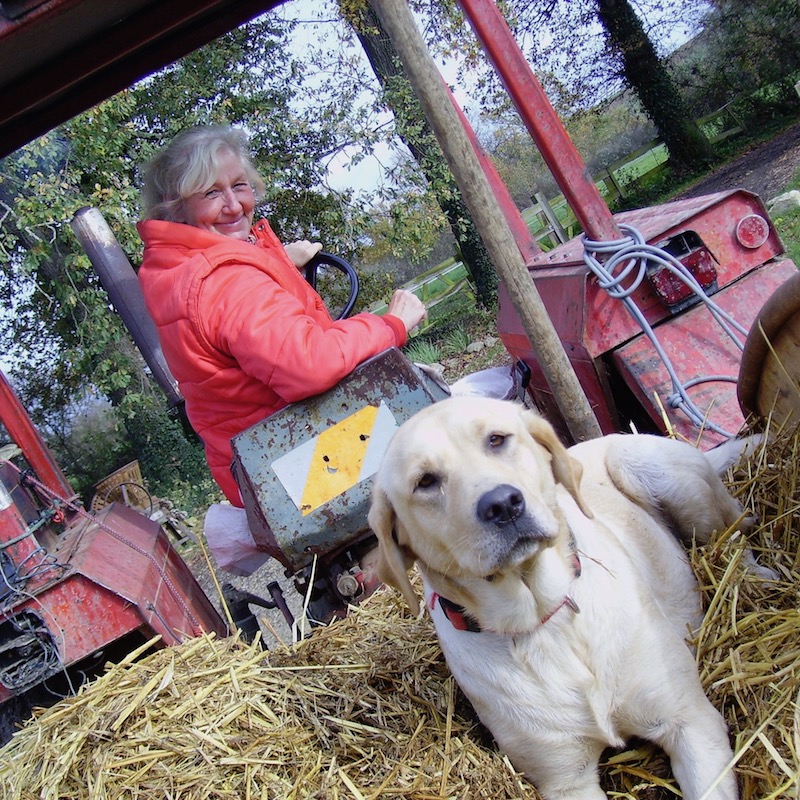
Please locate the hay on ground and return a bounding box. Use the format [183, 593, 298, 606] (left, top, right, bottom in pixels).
[2, 429, 800, 799]
[0, 587, 533, 800]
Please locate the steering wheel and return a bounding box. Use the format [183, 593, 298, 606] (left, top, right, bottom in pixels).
[304, 252, 360, 320]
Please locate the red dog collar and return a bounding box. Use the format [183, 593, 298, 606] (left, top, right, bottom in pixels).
[431, 552, 582, 633]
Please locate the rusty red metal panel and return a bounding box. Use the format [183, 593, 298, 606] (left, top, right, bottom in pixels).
[610, 257, 799, 443]
[0, 0, 281, 159]
[530, 190, 782, 271]
[0, 501, 226, 705]
[0, 572, 145, 705]
[66, 504, 227, 643]
[20, 576, 144, 663]
[583, 191, 784, 355]
[501, 190, 785, 358]
[498, 189, 797, 444]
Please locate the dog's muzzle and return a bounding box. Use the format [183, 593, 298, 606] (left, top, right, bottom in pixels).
[476, 484, 556, 569]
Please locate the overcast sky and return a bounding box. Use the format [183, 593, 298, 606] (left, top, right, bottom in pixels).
[279, 0, 477, 197]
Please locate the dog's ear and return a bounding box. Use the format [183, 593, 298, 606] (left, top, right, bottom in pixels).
[368, 487, 423, 613]
[522, 409, 594, 519]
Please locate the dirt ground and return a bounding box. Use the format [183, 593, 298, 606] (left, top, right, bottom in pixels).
[185, 530, 306, 650]
[675, 120, 800, 201]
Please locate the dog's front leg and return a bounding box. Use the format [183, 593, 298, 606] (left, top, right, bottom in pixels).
[650, 703, 738, 800]
[532, 765, 607, 800]
[506, 738, 608, 800]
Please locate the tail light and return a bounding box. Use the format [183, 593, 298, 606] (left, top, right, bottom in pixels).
[647, 231, 718, 312]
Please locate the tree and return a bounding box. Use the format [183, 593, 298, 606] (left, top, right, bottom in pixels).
[691, 0, 800, 114]
[343, 1, 498, 306]
[496, 0, 713, 171]
[0, 13, 374, 507]
[481, 96, 658, 207]
[593, 0, 713, 170]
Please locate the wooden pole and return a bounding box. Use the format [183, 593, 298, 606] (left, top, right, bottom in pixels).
[370, 0, 601, 441]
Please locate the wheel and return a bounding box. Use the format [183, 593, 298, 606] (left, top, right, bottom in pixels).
[738, 271, 800, 429]
[304, 252, 360, 320]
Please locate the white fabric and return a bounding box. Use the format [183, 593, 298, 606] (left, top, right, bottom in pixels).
[204, 503, 270, 576]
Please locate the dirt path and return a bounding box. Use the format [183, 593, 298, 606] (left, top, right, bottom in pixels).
[676, 121, 800, 201]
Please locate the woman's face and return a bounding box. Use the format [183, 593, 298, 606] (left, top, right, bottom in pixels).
[183, 149, 256, 240]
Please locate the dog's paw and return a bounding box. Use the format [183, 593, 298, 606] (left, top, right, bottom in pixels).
[743, 548, 779, 581]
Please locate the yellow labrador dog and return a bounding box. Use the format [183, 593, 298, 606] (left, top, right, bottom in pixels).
[369, 397, 741, 800]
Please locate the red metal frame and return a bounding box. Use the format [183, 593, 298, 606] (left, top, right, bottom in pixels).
[459, 0, 621, 244]
[0, 0, 281, 160]
[0, 372, 73, 501]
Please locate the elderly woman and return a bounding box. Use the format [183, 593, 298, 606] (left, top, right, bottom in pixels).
[137, 125, 427, 508]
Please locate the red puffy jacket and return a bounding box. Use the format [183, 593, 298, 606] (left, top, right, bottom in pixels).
[137, 217, 407, 505]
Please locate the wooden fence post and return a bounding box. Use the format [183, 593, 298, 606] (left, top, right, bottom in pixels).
[370, 0, 601, 442]
[533, 192, 569, 244]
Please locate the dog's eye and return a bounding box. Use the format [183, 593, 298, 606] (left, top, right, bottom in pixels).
[415, 472, 439, 491]
[488, 433, 507, 448]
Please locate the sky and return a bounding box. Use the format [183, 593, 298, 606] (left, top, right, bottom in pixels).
[278, 0, 477, 198]
[324, 57, 473, 197]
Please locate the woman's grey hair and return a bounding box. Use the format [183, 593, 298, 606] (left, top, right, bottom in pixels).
[141, 125, 266, 222]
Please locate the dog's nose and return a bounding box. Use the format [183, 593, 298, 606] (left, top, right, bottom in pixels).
[477, 484, 526, 525]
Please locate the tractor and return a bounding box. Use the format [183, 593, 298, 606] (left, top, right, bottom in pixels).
[0, 0, 797, 739]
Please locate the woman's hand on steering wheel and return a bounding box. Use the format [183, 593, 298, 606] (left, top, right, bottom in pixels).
[284, 240, 323, 267]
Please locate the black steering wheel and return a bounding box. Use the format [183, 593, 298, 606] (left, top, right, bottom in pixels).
[304, 252, 360, 320]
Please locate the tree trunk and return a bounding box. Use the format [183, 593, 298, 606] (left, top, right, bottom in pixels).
[345, 2, 498, 306]
[595, 0, 714, 171]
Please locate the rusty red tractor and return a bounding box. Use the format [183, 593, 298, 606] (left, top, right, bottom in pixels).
[0, 0, 796, 739]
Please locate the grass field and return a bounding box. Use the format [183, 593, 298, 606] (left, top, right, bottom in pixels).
[772, 167, 800, 266]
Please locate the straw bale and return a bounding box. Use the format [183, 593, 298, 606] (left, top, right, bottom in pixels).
[0, 586, 536, 800]
[2, 429, 800, 799]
